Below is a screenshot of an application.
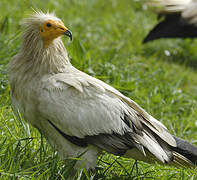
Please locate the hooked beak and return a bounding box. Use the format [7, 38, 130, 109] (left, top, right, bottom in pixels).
[64, 30, 72, 41]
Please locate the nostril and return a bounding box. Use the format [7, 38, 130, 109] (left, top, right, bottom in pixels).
[60, 27, 65, 30]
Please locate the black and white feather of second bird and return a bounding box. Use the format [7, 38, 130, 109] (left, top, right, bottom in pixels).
[143, 0, 197, 43]
[8, 11, 197, 172]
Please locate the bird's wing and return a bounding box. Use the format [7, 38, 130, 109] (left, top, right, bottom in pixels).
[181, 1, 197, 25]
[149, 0, 192, 13]
[143, 0, 197, 43]
[38, 70, 176, 162]
[37, 68, 176, 162]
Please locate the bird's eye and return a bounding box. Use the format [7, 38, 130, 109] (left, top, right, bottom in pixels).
[46, 23, 52, 27]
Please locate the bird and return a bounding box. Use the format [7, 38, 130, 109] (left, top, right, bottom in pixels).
[8, 11, 197, 173]
[143, 0, 197, 43]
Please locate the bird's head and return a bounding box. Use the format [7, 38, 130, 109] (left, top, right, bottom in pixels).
[40, 19, 72, 48]
[23, 11, 72, 48]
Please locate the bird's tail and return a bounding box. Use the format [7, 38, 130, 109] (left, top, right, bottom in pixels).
[170, 136, 197, 168]
[126, 134, 197, 168]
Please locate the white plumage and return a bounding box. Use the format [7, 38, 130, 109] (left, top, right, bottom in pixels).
[150, 0, 197, 24]
[8, 11, 197, 171]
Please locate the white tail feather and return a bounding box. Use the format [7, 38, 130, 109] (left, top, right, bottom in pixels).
[133, 132, 171, 163]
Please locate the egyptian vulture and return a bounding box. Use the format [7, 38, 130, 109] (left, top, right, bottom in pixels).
[8, 12, 197, 172]
[143, 0, 197, 43]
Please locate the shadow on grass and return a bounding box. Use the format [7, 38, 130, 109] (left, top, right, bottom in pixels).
[142, 39, 197, 70]
[164, 54, 197, 70]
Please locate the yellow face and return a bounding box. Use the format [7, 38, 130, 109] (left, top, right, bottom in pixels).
[40, 20, 70, 48]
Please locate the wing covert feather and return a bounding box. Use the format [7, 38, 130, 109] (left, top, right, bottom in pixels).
[39, 74, 131, 138]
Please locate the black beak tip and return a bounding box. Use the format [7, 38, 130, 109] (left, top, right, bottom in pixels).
[64, 29, 72, 41]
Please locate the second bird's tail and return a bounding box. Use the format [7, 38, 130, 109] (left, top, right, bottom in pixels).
[170, 136, 197, 167]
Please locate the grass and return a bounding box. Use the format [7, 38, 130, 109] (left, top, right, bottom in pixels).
[0, 0, 197, 179]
